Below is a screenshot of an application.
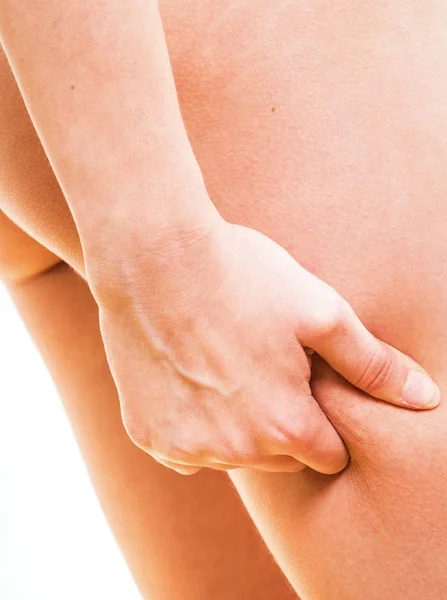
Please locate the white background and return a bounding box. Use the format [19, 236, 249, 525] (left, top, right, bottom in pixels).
[0, 284, 141, 599]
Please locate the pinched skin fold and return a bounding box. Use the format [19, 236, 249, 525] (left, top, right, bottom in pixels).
[165, 2, 447, 596]
[1, 1, 447, 597]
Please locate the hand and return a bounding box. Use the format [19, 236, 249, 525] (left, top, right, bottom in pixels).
[87, 217, 439, 475]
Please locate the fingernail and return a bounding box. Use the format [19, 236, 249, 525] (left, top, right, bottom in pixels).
[401, 370, 440, 409]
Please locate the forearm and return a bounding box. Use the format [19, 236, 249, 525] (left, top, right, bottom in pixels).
[0, 0, 217, 251]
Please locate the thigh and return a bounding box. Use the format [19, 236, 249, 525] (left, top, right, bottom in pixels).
[4, 3, 447, 598]
[0, 220, 296, 599]
[166, 3, 447, 597]
[231, 359, 447, 599]
[0, 46, 296, 597]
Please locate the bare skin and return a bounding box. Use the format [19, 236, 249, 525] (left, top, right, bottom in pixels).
[2, 1, 447, 598]
[0, 212, 297, 600]
[0, 0, 437, 480]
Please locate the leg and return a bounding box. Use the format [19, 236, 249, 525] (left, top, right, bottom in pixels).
[0, 40, 297, 596]
[4, 3, 447, 597]
[0, 219, 296, 600]
[230, 357, 447, 599]
[0, 45, 296, 600]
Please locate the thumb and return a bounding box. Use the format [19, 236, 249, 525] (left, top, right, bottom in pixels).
[301, 299, 440, 410]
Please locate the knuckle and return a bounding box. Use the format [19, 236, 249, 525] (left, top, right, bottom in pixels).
[271, 422, 302, 446]
[293, 418, 322, 455]
[212, 436, 263, 466]
[290, 420, 327, 463]
[156, 433, 203, 463]
[311, 292, 348, 339]
[157, 441, 190, 463]
[272, 409, 322, 456]
[213, 450, 238, 465]
[299, 418, 325, 456]
[153, 455, 200, 476]
[354, 347, 395, 393]
[123, 415, 201, 463]
[215, 447, 259, 466]
[122, 416, 154, 452]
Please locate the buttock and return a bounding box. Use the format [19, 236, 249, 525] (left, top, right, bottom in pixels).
[159, 1, 447, 372]
[2, 6, 447, 596]
[0, 210, 62, 284]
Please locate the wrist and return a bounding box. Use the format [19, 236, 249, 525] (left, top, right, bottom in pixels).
[80, 194, 225, 303]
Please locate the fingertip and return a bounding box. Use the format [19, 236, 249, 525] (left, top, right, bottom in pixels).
[291, 433, 350, 475]
[314, 446, 350, 475]
[400, 370, 441, 410]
